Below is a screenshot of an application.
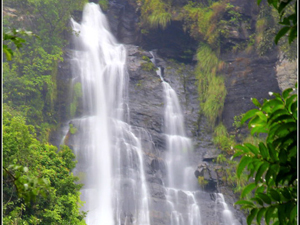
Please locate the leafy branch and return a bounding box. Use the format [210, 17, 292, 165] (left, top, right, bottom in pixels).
[3, 29, 39, 61]
[233, 84, 297, 225]
[258, 0, 297, 44]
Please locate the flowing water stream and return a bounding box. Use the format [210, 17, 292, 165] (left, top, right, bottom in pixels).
[69, 3, 150, 224]
[150, 52, 202, 225]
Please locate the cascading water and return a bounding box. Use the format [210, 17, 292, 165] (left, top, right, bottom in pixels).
[68, 3, 150, 224]
[215, 193, 239, 225]
[150, 52, 202, 225]
[150, 52, 240, 225]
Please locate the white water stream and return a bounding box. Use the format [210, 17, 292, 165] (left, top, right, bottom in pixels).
[69, 3, 150, 224]
[150, 52, 202, 225]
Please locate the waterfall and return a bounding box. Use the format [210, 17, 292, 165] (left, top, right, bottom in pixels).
[150, 52, 241, 225]
[69, 3, 150, 224]
[150, 52, 202, 225]
[216, 193, 239, 225]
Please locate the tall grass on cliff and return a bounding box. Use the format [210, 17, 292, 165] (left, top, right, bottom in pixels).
[195, 43, 226, 126]
[140, 0, 171, 29]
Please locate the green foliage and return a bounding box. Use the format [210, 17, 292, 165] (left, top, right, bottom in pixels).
[232, 113, 245, 129]
[3, 28, 38, 61]
[136, 80, 144, 88]
[3, 110, 86, 224]
[3, 46, 63, 134]
[255, 5, 277, 56]
[141, 62, 157, 72]
[234, 85, 297, 225]
[69, 124, 78, 135]
[3, 0, 86, 141]
[214, 153, 248, 194]
[181, 1, 240, 47]
[202, 75, 226, 126]
[227, 6, 242, 26]
[213, 123, 235, 155]
[198, 176, 208, 188]
[195, 44, 226, 126]
[141, 29, 149, 35]
[99, 0, 108, 11]
[140, 0, 171, 29]
[142, 55, 151, 61]
[255, 3, 297, 58]
[70, 82, 82, 117]
[257, 0, 297, 44]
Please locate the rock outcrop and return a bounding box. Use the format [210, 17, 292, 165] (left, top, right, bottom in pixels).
[276, 52, 297, 91]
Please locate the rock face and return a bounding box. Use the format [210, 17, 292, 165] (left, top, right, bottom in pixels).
[221, 49, 281, 132]
[276, 52, 297, 91]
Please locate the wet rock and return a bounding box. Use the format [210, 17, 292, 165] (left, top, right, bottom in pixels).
[276, 52, 297, 91]
[203, 148, 220, 162]
[148, 182, 166, 199]
[106, 0, 140, 44]
[221, 50, 281, 132]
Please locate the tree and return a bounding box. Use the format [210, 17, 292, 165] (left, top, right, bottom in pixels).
[233, 85, 297, 224]
[3, 108, 86, 224]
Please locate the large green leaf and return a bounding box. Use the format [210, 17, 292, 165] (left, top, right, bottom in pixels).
[262, 99, 284, 112]
[256, 207, 266, 224]
[265, 206, 276, 224]
[235, 200, 255, 207]
[250, 125, 268, 136]
[251, 197, 264, 206]
[251, 98, 261, 107]
[269, 122, 296, 142]
[237, 156, 252, 179]
[256, 110, 268, 122]
[265, 164, 279, 185]
[247, 208, 258, 225]
[241, 109, 260, 125]
[255, 162, 269, 184]
[267, 109, 292, 124]
[267, 143, 278, 162]
[278, 204, 286, 224]
[282, 88, 293, 100]
[288, 25, 297, 44]
[286, 94, 297, 112]
[241, 182, 256, 198]
[275, 167, 290, 185]
[258, 142, 269, 159]
[248, 115, 263, 130]
[269, 189, 281, 202]
[278, 0, 292, 13]
[290, 205, 297, 221]
[290, 101, 297, 115]
[278, 150, 287, 164]
[275, 26, 290, 44]
[257, 192, 272, 204]
[244, 143, 259, 156]
[234, 144, 250, 154]
[248, 160, 264, 180]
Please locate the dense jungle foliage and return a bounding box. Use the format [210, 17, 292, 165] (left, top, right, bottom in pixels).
[3, 0, 88, 224]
